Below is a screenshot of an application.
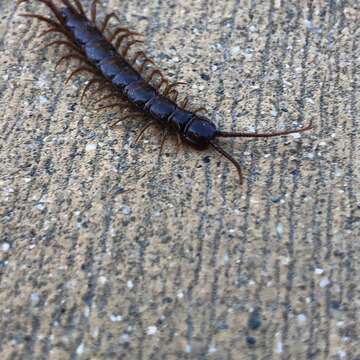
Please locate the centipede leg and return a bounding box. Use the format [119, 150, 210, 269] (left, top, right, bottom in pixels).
[100, 12, 122, 33]
[18, 0, 64, 24]
[90, 83, 116, 98]
[158, 129, 169, 157]
[115, 34, 143, 51]
[169, 89, 179, 102]
[72, 0, 85, 15]
[18, 13, 61, 29]
[180, 96, 189, 110]
[59, 0, 84, 16]
[176, 134, 182, 154]
[90, 0, 102, 23]
[156, 78, 169, 91]
[164, 82, 186, 96]
[108, 28, 140, 43]
[110, 112, 143, 128]
[139, 58, 155, 73]
[65, 66, 99, 84]
[41, 40, 81, 54]
[122, 40, 143, 57]
[131, 51, 146, 65]
[95, 103, 124, 111]
[39, 27, 71, 39]
[93, 93, 122, 106]
[80, 78, 104, 102]
[134, 121, 155, 143]
[55, 53, 91, 69]
[108, 28, 129, 42]
[147, 69, 163, 84]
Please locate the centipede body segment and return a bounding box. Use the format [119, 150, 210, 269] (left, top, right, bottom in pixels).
[17, 0, 312, 184]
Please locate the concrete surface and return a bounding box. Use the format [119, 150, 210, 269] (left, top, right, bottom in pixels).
[0, 0, 359, 359]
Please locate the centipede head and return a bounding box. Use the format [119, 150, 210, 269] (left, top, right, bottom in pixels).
[182, 116, 217, 150]
[183, 115, 313, 185]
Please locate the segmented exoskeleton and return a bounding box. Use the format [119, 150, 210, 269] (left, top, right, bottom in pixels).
[17, 0, 312, 184]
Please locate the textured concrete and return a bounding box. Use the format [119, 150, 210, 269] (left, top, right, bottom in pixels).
[0, 0, 360, 359]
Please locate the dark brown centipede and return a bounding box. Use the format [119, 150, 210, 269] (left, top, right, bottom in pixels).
[17, 0, 312, 184]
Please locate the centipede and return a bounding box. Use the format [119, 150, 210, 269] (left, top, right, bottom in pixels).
[16, 0, 312, 184]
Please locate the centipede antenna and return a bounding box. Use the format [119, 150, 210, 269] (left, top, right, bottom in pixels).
[209, 141, 243, 185]
[216, 121, 312, 138]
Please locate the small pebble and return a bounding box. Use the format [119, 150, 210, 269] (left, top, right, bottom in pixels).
[276, 223, 284, 237]
[297, 314, 307, 324]
[120, 334, 129, 343]
[208, 346, 217, 354]
[291, 132, 302, 139]
[248, 309, 261, 330]
[1, 243, 10, 252]
[85, 143, 97, 152]
[246, 336, 256, 346]
[230, 46, 241, 56]
[121, 206, 131, 215]
[320, 278, 330, 288]
[35, 203, 45, 211]
[76, 343, 84, 355]
[98, 276, 107, 285]
[304, 19, 313, 30]
[30, 293, 40, 306]
[146, 326, 157, 335]
[276, 340, 283, 353]
[110, 314, 123, 322]
[200, 73, 210, 81]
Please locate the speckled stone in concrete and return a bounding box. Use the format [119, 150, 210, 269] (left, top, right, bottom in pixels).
[0, 0, 359, 359]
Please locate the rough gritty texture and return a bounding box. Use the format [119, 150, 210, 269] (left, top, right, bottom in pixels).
[1, 0, 360, 359]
